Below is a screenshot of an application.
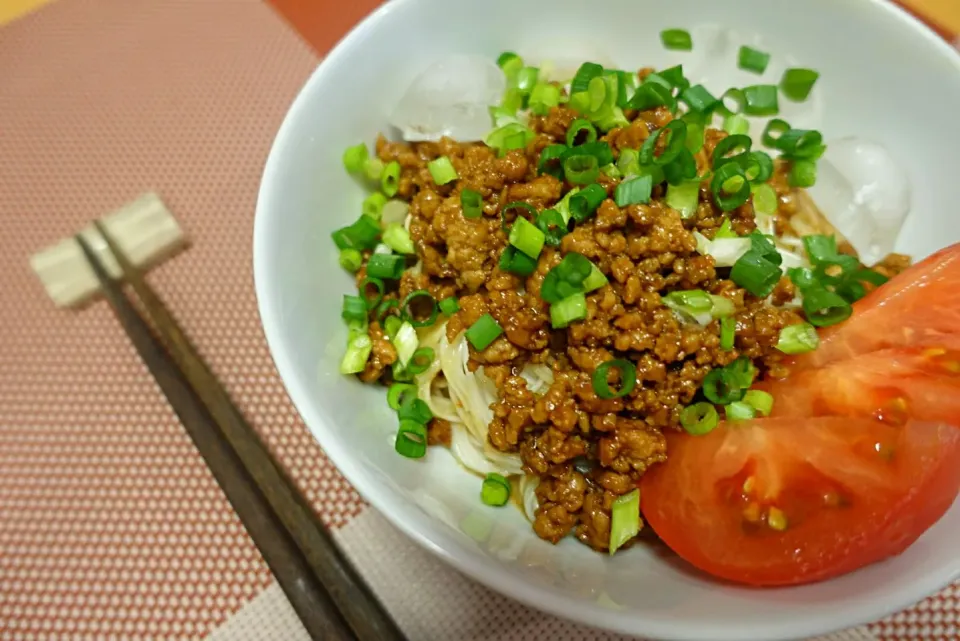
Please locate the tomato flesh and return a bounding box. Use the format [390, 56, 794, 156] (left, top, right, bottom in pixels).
[641, 417, 960, 586]
[794, 244, 960, 370]
[641, 243, 960, 586]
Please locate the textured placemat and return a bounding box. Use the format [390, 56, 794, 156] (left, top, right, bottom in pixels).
[0, 1, 956, 640]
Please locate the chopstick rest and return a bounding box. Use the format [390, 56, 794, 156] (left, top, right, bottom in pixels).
[29, 192, 187, 307]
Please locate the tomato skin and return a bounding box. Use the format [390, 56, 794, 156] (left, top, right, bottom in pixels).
[641, 418, 960, 586]
[794, 243, 960, 371]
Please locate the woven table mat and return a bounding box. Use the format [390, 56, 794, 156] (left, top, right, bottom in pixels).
[0, 1, 956, 640]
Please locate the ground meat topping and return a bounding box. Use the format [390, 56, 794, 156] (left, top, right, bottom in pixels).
[351, 83, 891, 554]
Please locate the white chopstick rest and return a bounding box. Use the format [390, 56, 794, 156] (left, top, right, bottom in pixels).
[29, 192, 187, 308]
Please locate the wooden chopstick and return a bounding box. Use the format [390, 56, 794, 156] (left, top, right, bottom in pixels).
[77, 225, 407, 641]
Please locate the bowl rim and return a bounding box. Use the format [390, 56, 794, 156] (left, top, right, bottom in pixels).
[253, 0, 960, 638]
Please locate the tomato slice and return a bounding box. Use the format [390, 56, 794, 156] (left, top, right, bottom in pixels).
[769, 344, 960, 425]
[794, 243, 960, 370]
[641, 417, 960, 586]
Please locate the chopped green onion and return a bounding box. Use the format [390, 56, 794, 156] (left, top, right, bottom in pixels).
[665, 180, 700, 219]
[499, 87, 523, 114]
[364, 157, 385, 182]
[680, 402, 720, 436]
[715, 218, 738, 238]
[617, 148, 641, 177]
[460, 188, 483, 219]
[702, 358, 754, 405]
[658, 65, 688, 89]
[725, 401, 756, 422]
[583, 262, 608, 292]
[608, 489, 640, 555]
[391, 362, 414, 383]
[497, 51, 523, 74]
[743, 151, 774, 183]
[382, 223, 415, 254]
[663, 149, 697, 186]
[802, 286, 852, 327]
[563, 154, 600, 185]
[738, 46, 770, 74]
[339, 248, 362, 273]
[360, 277, 385, 309]
[640, 120, 687, 166]
[392, 320, 419, 368]
[376, 298, 398, 321]
[516, 66, 539, 94]
[661, 28, 693, 51]
[340, 333, 372, 375]
[401, 289, 438, 328]
[341, 294, 367, 322]
[742, 85, 779, 116]
[537, 144, 568, 178]
[789, 160, 818, 187]
[535, 209, 567, 247]
[720, 316, 736, 351]
[685, 122, 705, 153]
[775, 129, 825, 160]
[540, 252, 593, 303]
[362, 192, 388, 220]
[569, 184, 607, 223]
[662, 289, 712, 315]
[439, 297, 459, 315]
[762, 119, 791, 148]
[802, 234, 837, 264]
[486, 123, 534, 156]
[626, 77, 676, 111]
[387, 383, 417, 411]
[744, 389, 774, 417]
[566, 119, 598, 147]
[342, 143, 369, 175]
[481, 473, 511, 507]
[381, 161, 401, 197]
[499, 246, 538, 276]
[428, 156, 458, 185]
[615, 175, 653, 207]
[776, 322, 820, 354]
[509, 217, 546, 258]
[680, 84, 719, 113]
[529, 83, 561, 115]
[465, 314, 503, 351]
[712, 134, 753, 167]
[399, 392, 434, 422]
[347, 317, 368, 342]
[331, 215, 381, 251]
[601, 163, 621, 179]
[592, 359, 637, 399]
[731, 250, 782, 298]
[500, 201, 538, 233]
[711, 161, 751, 211]
[571, 62, 605, 94]
[752, 183, 778, 215]
[550, 293, 587, 329]
[383, 315, 402, 340]
[366, 253, 405, 280]
[570, 140, 614, 166]
[723, 114, 750, 136]
[395, 419, 427, 459]
[710, 295, 736, 318]
[780, 68, 820, 101]
[720, 88, 745, 115]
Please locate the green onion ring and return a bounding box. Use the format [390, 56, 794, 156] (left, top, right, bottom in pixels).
[592, 359, 637, 399]
[400, 289, 439, 328]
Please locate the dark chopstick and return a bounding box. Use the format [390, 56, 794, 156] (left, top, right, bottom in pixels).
[77, 226, 407, 641]
[74, 233, 355, 641]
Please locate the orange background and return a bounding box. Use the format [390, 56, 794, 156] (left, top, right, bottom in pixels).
[1, 0, 958, 44]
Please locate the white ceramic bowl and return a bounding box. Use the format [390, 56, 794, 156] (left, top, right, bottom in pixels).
[253, 1, 960, 638]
